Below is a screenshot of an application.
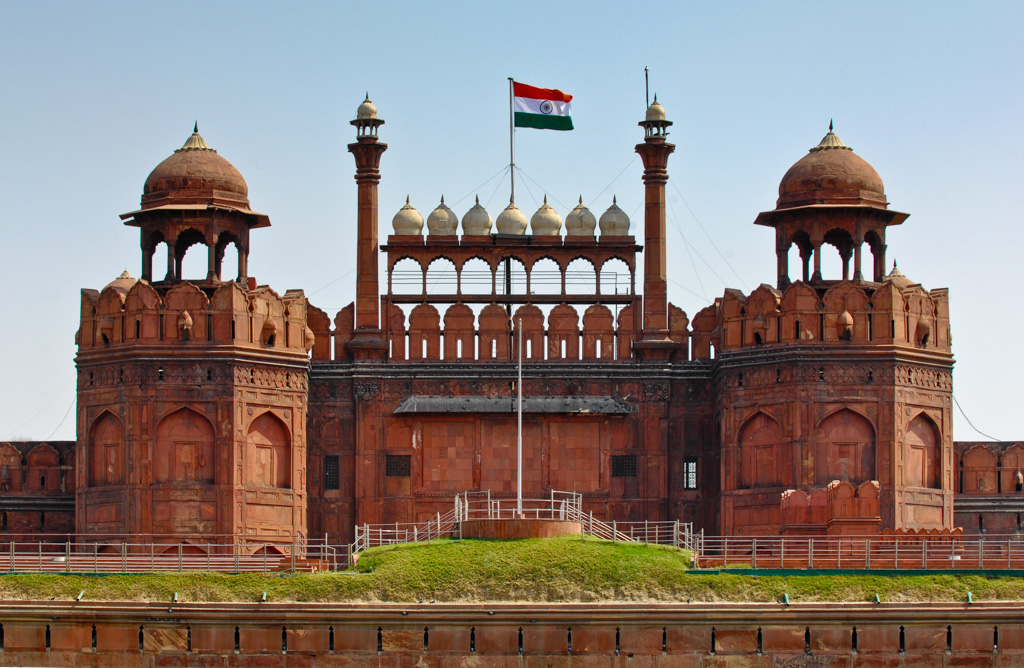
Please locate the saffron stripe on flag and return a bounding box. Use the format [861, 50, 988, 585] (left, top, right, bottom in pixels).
[512, 82, 572, 102]
[514, 112, 573, 131]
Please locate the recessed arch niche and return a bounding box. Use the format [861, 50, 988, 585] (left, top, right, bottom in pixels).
[247, 412, 291, 489]
[154, 408, 215, 484]
[815, 409, 875, 485]
[89, 411, 124, 487]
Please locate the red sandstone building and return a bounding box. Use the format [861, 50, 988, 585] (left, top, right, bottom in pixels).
[3, 96, 1019, 547]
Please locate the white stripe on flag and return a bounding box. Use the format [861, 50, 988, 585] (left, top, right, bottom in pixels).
[514, 97, 572, 118]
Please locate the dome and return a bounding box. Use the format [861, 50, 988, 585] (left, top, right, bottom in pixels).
[392, 196, 424, 235]
[426, 196, 459, 235]
[599, 196, 630, 236]
[565, 196, 597, 236]
[645, 96, 667, 122]
[495, 199, 528, 235]
[103, 270, 138, 295]
[143, 125, 249, 202]
[356, 94, 378, 120]
[883, 262, 914, 289]
[777, 125, 887, 209]
[530, 196, 563, 236]
[462, 196, 493, 235]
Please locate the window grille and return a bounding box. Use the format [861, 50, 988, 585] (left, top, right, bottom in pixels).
[386, 454, 411, 477]
[684, 458, 698, 490]
[611, 455, 637, 478]
[324, 455, 340, 490]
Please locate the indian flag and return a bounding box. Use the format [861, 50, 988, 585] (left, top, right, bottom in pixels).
[513, 82, 573, 131]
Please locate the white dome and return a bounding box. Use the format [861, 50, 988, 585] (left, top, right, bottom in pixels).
[426, 196, 459, 235]
[565, 196, 597, 237]
[392, 196, 423, 235]
[530, 196, 562, 236]
[356, 94, 377, 120]
[495, 198, 528, 235]
[645, 95, 666, 122]
[462, 196, 493, 235]
[599, 196, 630, 236]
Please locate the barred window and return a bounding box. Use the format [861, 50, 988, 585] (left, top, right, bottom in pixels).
[683, 457, 698, 490]
[323, 455, 340, 491]
[385, 454, 411, 478]
[611, 454, 638, 478]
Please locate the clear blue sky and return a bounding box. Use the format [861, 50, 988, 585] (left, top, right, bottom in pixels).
[1, 1, 1020, 442]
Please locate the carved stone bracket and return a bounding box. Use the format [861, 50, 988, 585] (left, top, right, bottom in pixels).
[353, 381, 381, 401]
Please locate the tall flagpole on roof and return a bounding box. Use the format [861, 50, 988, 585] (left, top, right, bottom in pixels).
[508, 77, 516, 204]
[645, 66, 650, 107]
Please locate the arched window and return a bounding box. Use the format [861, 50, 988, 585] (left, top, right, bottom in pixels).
[529, 257, 562, 296]
[390, 257, 424, 296]
[247, 412, 291, 488]
[739, 413, 783, 488]
[89, 412, 125, 486]
[906, 414, 941, 489]
[154, 408, 215, 484]
[815, 410, 875, 485]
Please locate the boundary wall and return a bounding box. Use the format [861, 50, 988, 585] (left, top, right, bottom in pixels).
[0, 600, 1019, 666]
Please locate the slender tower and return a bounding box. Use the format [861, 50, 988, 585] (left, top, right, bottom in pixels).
[634, 96, 679, 360]
[346, 95, 389, 361]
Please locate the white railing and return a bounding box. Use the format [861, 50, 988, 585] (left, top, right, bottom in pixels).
[350, 490, 699, 559]
[694, 534, 1024, 570]
[0, 534, 340, 574]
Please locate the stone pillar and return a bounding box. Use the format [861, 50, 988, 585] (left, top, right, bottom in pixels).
[346, 101, 389, 361]
[633, 106, 679, 361]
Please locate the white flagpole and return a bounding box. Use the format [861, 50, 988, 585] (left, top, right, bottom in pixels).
[517, 316, 523, 518]
[508, 77, 516, 204]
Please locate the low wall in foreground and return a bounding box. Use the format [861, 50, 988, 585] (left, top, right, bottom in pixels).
[0, 600, 1018, 666]
[460, 518, 582, 539]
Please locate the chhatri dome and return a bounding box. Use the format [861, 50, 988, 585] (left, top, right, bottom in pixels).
[599, 196, 630, 236]
[495, 198, 528, 234]
[462, 196, 493, 235]
[565, 196, 597, 237]
[103, 270, 138, 295]
[776, 122, 887, 209]
[426, 196, 459, 235]
[392, 196, 424, 235]
[530, 196, 563, 236]
[356, 93, 378, 120]
[142, 123, 250, 208]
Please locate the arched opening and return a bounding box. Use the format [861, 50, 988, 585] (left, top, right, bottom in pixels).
[459, 257, 493, 295]
[599, 257, 633, 297]
[529, 257, 562, 296]
[247, 412, 291, 488]
[154, 408, 215, 483]
[739, 412, 783, 488]
[815, 409, 875, 485]
[425, 257, 458, 296]
[215, 232, 241, 282]
[865, 230, 885, 281]
[906, 414, 941, 489]
[175, 228, 208, 281]
[390, 257, 424, 296]
[89, 411, 125, 487]
[788, 231, 813, 282]
[823, 228, 854, 281]
[145, 230, 168, 281]
[565, 257, 597, 295]
[495, 257, 527, 296]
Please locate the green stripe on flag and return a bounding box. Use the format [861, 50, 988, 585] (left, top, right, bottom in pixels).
[514, 112, 573, 131]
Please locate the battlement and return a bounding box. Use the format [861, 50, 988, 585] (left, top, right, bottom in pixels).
[77, 279, 313, 357]
[691, 276, 950, 359]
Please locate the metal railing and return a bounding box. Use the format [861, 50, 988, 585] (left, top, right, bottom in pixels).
[350, 490, 699, 560]
[694, 534, 1024, 570]
[0, 533, 341, 574]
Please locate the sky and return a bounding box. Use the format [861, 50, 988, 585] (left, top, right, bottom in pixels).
[1, 1, 1021, 442]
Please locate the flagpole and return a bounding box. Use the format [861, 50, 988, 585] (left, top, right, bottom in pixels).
[508, 77, 515, 204]
[516, 316, 523, 518]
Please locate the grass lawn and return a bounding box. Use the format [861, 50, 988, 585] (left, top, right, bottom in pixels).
[0, 536, 1021, 603]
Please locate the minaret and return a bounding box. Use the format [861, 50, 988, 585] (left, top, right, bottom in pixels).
[633, 96, 679, 360]
[346, 95, 389, 361]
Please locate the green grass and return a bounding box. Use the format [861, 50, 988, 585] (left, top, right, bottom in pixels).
[1, 537, 1023, 604]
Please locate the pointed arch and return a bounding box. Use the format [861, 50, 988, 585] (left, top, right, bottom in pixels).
[89, 411, 125, 487]
[962, 444, 997, 493]
[906, 413, 941, 489]
[815, 409, 875, 485]
[247, 412, 291, 488]
[739, 412, 783, 488]
[155, 408, 215, 484]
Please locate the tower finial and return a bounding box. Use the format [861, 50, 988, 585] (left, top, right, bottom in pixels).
[194, 121, 198, 133]
[829, 118, 833, 132]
